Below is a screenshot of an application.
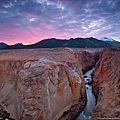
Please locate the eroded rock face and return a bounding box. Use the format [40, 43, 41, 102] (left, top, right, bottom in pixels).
[0, 48, 100, 120]
[74, 50, 99, 73]
[92, 47, 120, 119]
[0, 60, 23, 120]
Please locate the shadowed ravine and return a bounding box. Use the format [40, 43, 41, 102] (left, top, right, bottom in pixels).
[77, 68, 96, 120]
[0, 48, 119, 120]
[0, 48, 101, 120]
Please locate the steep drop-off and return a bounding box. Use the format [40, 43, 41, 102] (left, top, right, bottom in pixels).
[92, 47, 120, 119]
[0, 48, 100, 120]
[77, 68, 96, 120]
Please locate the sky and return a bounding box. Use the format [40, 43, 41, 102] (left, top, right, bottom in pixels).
[0, 0, 120, 45]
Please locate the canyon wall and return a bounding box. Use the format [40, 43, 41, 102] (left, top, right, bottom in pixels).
[0, 48, 100, 120]
[92, 47, 120, 119]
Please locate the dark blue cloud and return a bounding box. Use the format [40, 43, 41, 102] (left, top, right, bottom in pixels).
[0, 0, 120, 44]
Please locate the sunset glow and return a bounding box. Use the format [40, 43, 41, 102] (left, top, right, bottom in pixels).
[0, 0, 120, 45]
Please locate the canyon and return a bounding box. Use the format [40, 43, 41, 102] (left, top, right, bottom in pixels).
[0, 47, 119, 120]
[91, 47, 120, 120]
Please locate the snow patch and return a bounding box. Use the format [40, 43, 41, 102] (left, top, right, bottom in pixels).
[97, 37, 115, 42]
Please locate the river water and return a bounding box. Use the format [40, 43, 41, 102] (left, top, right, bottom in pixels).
[77, 68, 96, 120]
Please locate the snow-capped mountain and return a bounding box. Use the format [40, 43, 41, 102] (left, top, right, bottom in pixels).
[0, 37, 120, 50]
[97, 37, 116, 42]
[96, 37, 120, 47]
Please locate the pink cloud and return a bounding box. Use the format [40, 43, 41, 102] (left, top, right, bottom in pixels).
[23, 11, 40, 16]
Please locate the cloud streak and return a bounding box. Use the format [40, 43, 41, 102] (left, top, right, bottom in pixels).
[0, 0, 120, 44]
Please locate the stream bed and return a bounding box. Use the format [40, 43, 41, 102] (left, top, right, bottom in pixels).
[77, 68, 96, 120]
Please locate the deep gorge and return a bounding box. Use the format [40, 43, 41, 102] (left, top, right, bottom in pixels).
[0, 47, 119, 120]
[77, 68, 96, 120]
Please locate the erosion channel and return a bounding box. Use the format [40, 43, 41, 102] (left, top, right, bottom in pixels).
[77, 68, 96, 120]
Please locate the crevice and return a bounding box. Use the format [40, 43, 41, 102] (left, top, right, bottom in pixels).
[0, 108, 15, 120]
[77, 68, 96, 120]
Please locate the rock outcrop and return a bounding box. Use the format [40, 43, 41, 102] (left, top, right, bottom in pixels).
[0, 48, 100, 120]
[92, 47, 120, 119]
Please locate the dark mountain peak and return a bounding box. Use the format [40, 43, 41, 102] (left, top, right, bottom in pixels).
[69, 38, 74, 40]
[0, 42, 8, 49]
[86, 37, 97, 40]
[0, 37, 120, 50]
[0, 42, 7, 45]
[1, 42, 25, 50]
[43, 38, 58, 41]
[69, 37, 85, 41]
[13, 43, 23, 46]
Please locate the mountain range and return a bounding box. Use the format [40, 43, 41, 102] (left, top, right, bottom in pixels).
[0, 37, 120, 50]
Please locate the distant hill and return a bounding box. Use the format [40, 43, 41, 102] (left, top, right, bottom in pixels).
[0, 37, 120, 50]
[0, 43, 8, 49]
[2, 43, 25, 50]
[26, 38, 67, 48]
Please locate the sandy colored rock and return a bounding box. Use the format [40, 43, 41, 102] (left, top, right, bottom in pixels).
[0, 48, 100, 120]
[92, 47, 120, 120]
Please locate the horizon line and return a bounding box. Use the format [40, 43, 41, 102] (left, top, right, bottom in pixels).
[0, 36, 119, 45]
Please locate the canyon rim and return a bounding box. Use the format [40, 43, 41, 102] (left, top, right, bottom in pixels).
[0, 47, 119, 120]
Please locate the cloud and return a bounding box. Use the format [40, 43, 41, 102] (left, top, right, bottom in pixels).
[0, 0, 120, 44]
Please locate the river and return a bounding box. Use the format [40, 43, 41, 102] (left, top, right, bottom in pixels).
[77, 68, 96, 120]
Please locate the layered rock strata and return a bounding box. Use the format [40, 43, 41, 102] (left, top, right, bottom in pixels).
[92, 47, 120, 119]
[0, 48, 100, 120]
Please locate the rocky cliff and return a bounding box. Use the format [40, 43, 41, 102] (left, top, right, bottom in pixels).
[92, 47, 120, 119]
[0, 48, 100, 120]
